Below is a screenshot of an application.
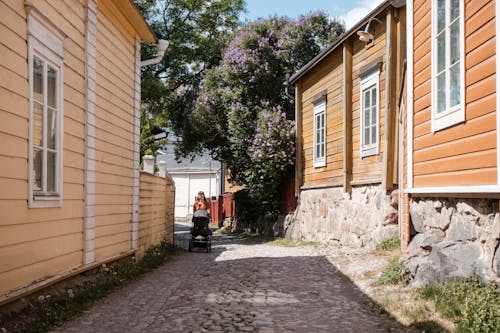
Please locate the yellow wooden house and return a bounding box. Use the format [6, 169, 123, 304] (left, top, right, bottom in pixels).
[288, 0, 406, 247]
[0, 0, 161, 304]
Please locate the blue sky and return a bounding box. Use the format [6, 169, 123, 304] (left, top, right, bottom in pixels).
[241, 0, 385, 29]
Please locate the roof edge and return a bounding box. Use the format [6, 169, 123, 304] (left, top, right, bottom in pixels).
[111, 0, 157, 43]
[289, 0, 399, 85]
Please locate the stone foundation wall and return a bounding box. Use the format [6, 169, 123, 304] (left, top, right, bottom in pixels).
[402, 198, 500, 286]
[285, 185, 399, 248]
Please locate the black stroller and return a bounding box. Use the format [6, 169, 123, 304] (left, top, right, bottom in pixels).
[188, 211, 212, 252]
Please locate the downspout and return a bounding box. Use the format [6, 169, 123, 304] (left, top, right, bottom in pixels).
[141, 39, 169, 67]
[133, 38, 168, 251]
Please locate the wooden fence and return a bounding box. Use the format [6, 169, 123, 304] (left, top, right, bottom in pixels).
[137, 171, 175, 258]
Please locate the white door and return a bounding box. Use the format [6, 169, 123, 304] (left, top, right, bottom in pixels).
[172, 172, 221, 219]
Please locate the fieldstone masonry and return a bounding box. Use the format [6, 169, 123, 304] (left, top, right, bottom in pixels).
[285, 185, 399, 248]
[402, 198, 500, 286]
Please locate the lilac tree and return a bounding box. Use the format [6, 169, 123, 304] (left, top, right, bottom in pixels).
[181, 13, 344, 222]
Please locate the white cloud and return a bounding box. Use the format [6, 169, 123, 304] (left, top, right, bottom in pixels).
[337, 0, 385, 30]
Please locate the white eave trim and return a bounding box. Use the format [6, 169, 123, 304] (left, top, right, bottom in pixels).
[405, 185, 500, 194]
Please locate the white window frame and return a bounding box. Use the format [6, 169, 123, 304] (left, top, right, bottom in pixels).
[27, 8, 64, 208]
[359, 70, 380, 158]
[313, 98, 326, 167]
[431, 0, 465, 132]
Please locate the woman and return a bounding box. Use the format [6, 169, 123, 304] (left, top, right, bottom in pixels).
[193, 191, 210, 218]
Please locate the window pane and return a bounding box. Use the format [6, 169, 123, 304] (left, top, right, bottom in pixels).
[437, 0, 446, 32]
[33, 57, 43, 103]
[47, 66, 57, 108]
[47, 108, 57, 149]
[364, 127, 370, 146]
[437, 73, 446, 113]
[450, 0, 460, 21]
[371, 125, 377, 145]
[364, 107, 370, 129]
[47, 150, 57, 192]
[450, 21, 460, 65]
[371, 106, 377, 127]
[450, 62, 461, 108]
[32, 147, 43, 191]
[437, 33, 446, 72]
[321, 113, 325, 129]
[33, 102, 43, 146]
[364, 90, 370, 109]
[370, 87, 375, 106]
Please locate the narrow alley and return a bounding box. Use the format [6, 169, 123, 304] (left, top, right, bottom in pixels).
[47, 223, 416, 333]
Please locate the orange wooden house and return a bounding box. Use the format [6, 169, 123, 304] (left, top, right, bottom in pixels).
[288, 1, 407, 247]
[401, 0, 500, 283]
[0, 0, 174, 304]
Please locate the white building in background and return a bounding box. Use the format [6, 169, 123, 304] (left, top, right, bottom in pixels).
[156, 138, 222, 219]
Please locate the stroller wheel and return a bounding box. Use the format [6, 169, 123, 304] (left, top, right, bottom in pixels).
[188, 238, 193, 252]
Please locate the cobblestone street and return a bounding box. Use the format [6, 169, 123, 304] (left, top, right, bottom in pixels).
[49, 224, 416, 333]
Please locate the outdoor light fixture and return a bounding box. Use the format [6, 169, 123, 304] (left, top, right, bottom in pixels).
[357, 17, 382, 43]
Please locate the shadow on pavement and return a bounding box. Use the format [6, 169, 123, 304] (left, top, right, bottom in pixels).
[167, 231, 448, 332]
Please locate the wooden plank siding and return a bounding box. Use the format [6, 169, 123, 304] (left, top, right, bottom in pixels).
[300, 48, 344, 188]
[0, 0, 86, 295]
[295, 5, 406, 190]
[93, 0, 136, 260]
[351, 17, 387, 183]
[411, 0, 497, 187]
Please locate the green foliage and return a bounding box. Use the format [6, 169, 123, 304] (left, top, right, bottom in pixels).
[375, 237, 401, 252]
[135, 0, 245, 159]
[232, 189, 260, 231]
[418, 277, 500, 333]
[188, 15, 344, 223]
[374, 257, 410, 286]
[140, 108, 167, 161]
[20, 243, 178, 333]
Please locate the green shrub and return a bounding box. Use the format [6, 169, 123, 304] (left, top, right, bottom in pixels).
[233, 189, 260, 231]
[375, 237, 401, 252]
[374, 257, 410, 286]
[419, 276, 500, 333]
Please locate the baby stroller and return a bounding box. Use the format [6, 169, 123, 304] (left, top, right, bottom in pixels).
[188, 210, 212, 252]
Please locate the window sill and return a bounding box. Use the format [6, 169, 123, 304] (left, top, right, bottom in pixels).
[360, 147, 379, 158]
[30, 195, 62, 208]
[431, 108, 465, 132]
[313, 160, 326, 168]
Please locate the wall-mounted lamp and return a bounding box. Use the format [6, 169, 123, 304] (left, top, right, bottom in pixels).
[140, 39, 169, 67]
[356, 18, 382, 43]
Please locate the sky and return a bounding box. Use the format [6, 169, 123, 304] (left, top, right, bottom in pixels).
[241, 0, 385, 29]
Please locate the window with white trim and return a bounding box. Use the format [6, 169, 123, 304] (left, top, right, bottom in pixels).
[27, 8, 64, 208]
[313, 98, 326, 167]
[360, 70, 380, 158]
[431, 0, 464, 131]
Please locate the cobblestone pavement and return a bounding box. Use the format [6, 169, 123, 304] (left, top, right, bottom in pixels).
[50, 225, 416, 333]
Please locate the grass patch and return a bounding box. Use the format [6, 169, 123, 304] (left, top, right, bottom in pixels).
[268, 238, 319, 247]
[418, 276, 500, 333]
[373, 257, 410, 286]
[18, 242, 179, 333]
[375, 237, 401, 252]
